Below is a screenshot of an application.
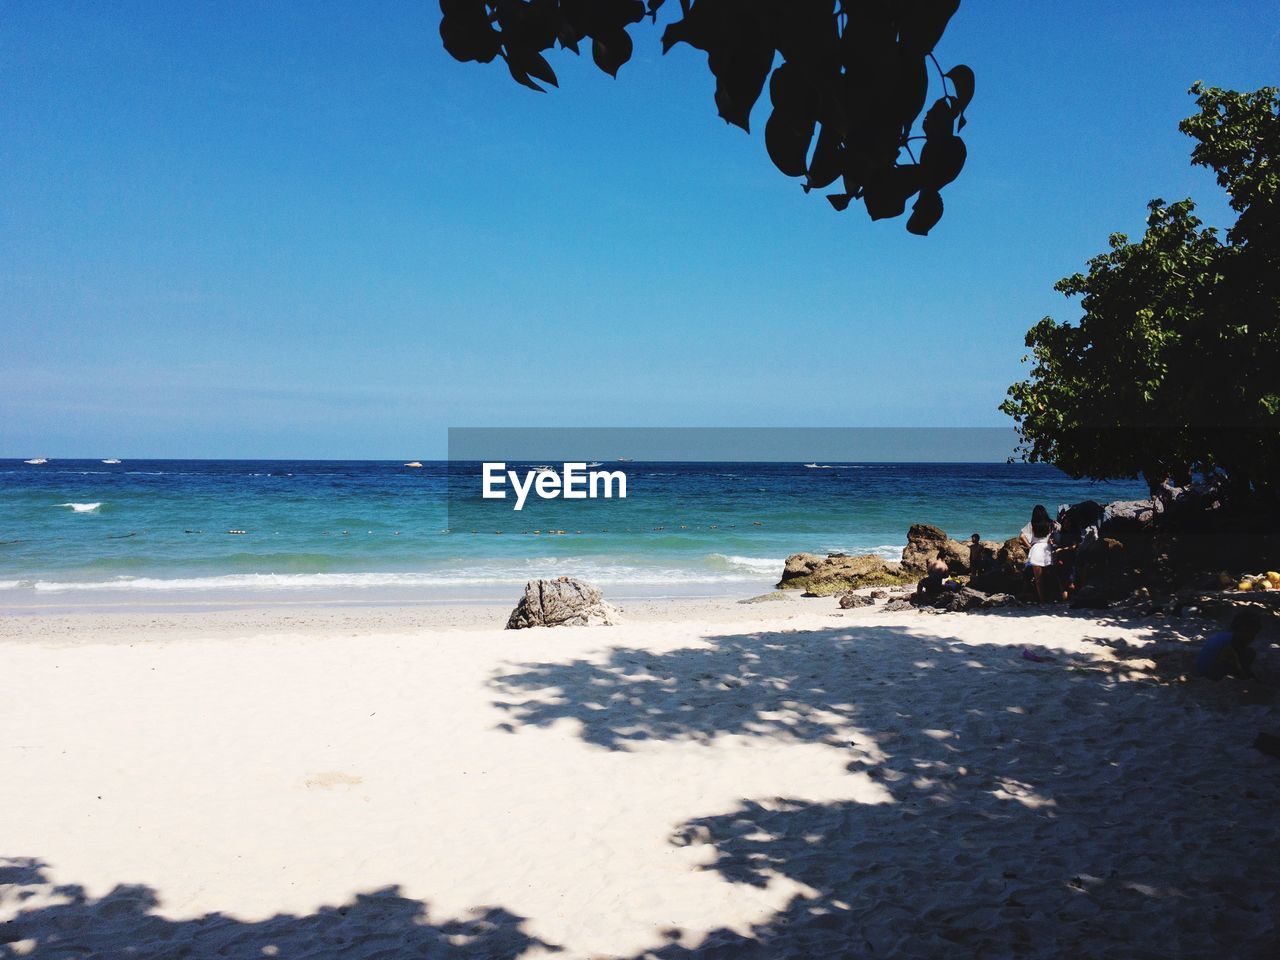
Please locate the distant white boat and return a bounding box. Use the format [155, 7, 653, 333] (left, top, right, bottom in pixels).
[404, 461, 423, 468]
[102, 458, 122, 464]
[804, 463, 835, 469]
[531, 465, 559, 475]
[24, 458, 48, 465]
[616, 457, 634, 462]
[584, 461, 603, 468]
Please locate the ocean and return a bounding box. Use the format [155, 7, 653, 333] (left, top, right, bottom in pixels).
[0, 460, 1147, 606]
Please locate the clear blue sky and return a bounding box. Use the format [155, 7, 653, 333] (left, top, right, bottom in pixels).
[2, 1, 1277, 458]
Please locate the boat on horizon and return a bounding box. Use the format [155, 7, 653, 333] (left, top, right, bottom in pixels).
[102, 458, 122, 464]
[616, 457, 634, 462]
[23, 458, 48, 465]
[404, 461, 423, 468]
[804, 462, 834, 469]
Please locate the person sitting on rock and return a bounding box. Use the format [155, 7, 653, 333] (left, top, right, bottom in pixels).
[917, 552, 952, 596]
[1196, 610, 1264, 681]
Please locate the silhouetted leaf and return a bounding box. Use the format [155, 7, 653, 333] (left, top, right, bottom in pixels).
[439, 1, 501, 63]
[513, 49, 559, 88]
[898, 0, 960, 55]
[806, 122, 843, 190]
[507, 58, 546, 92]
[765, 109, 815, 178]
[922, 96, 955, 139]
[920, 134, 966, 189]
[709, 21, 774, 131]
[592, 29, 633, 77]
[946, 64, 975, 113]
[863, 165, 921, 220]
[827, 192, 852, 211]
[906, 188, 944, 235]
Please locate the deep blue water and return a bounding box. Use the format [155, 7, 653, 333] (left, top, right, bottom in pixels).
[0, 459, 1147, 602]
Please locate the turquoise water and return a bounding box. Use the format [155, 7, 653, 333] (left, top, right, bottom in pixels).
[0, 460, 1147, 603]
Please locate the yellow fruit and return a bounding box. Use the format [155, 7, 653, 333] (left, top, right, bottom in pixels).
[1238, 580, 1254, 591]
[1257, 581, 1272, 591]
[1267, 571, 1280, 586]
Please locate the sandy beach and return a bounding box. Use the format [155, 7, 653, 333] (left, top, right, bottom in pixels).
[2, 594, 1277, 958]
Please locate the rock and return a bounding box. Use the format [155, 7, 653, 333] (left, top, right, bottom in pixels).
[883, 599, 915, 612]
[901, 524, 972, 574]
[982, 592, 1018, 608]
[738, 591, 789, 604]
[1105, 498, 1160, 532]
[913, 586, 1021, 613]
[998, 535, 1028, 569]
[869, 589, 890, 599]
[506, 577, 619, 629]
[777, 553, 914, 595]
[838, 592, 875, 609]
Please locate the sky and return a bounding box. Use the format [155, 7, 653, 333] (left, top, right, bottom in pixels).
[2, 1, 1277, 458]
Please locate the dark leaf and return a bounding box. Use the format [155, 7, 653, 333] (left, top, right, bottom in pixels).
[945, 64, 975, 114]
[827, 193, 852, 211]
[806, 122, 843, 190]
[920, 134, 966, 190]
[906, 188, 944, 235]
[765, 108, 815, 178]
[863, 164, 922, 220]
[513, 49, 559, 88]
[440, 9, 501, 63]
[506, 57, 546, 92]
[708, 23, 774, 131]
[898, 0, 961, 55]
[922, 96, 955, 139]
[592, 29, 634, 77]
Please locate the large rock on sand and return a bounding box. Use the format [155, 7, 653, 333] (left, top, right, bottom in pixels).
[506, 577, 619, 629]
[901, 524, 972, 574]
[912, 586, 1018, 613]
[777, 553, 913, 595]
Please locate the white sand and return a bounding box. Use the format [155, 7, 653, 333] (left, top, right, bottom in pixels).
[2, 596, 1277, 958]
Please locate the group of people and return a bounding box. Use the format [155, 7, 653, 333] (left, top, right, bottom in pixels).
[1019, 501, 1106, 603]
[910, 502, 1269, 685]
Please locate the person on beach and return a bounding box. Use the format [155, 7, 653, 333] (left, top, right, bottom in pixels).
[968, 533, 986, 577]
[917, 552, 950, 596]
[1196, 610, 1264, 681]
[1020, 504, 1059, 602]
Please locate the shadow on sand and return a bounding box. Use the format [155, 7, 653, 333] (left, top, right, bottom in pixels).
[489, 616, 1279, 958]
[0, 858, 558, 959]
[4, 615, 1277, 958]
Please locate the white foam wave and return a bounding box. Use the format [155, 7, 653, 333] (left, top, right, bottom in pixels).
[710, 554, 784, 574]
[57, 502, 102, 513]
[1, 562, 780, 594]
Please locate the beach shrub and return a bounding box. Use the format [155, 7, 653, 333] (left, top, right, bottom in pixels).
[1002, 84, 1280, 505]
[438, 0, 973, 234]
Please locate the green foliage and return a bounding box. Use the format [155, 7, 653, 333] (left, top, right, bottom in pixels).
[1002, 85, 1280, 499]
[439, 1, 973, 234]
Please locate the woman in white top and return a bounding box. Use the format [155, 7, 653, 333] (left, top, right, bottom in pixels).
[1020, 504, 1059, 602]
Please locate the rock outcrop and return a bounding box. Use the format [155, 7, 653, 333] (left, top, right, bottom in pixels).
[777, 553, 914, 595]
[506, 577, 619, 629]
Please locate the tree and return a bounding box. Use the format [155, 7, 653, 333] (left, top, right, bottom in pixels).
[439, 1, 973, 234]
[1002, 84, 1280, 503]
